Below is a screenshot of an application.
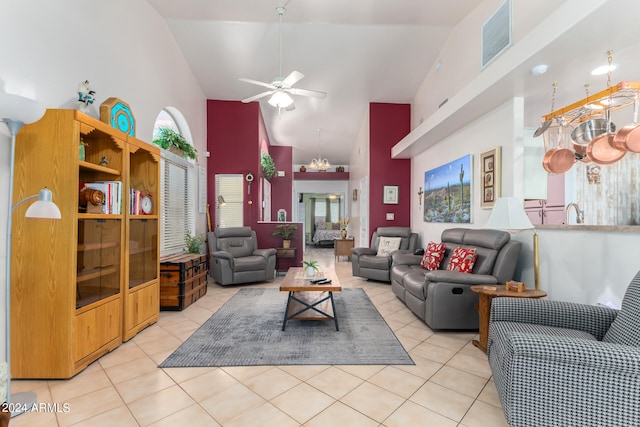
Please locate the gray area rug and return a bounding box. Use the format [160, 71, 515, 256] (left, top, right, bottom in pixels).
[159, 288, 414, 367]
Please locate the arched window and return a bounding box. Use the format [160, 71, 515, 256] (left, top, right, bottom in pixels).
[153, 108, 196, 256]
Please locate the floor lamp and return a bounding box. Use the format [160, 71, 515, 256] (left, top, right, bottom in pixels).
[485, 197, 540, 290]
[1, 91, 60, 417]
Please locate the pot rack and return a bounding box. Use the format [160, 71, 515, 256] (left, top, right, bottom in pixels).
[542, 81, 640, 124]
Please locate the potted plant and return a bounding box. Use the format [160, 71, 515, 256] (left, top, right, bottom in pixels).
[302, 259, 320, 277]
[153, 127, 198, 160]
[261, 151, 276, 180]
[272, 224, 297, 248]
[185, 231, 206, 254]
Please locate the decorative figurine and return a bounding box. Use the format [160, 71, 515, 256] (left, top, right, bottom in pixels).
[99, 156, 109, 167]
[77, 80, 96, 113]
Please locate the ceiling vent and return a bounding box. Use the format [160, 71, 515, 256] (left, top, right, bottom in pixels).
[481, 0, 512, 69]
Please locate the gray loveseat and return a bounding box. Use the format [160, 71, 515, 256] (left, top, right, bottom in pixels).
[391, 228, 521, 330]
[351, 227, 419, 282]
[488, 270, 640, 427]
[208, 227, 277, 286]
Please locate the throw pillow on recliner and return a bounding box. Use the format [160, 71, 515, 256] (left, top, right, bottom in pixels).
[420, 241, 446, 270]
[447, 247, 477, 273]
[377, 237, 402, 256]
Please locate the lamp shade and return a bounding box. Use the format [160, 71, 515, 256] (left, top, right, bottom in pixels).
[0, 91, 45, 124]
[25, 188, 61, 219]
[485, 197, 534, 232]
[268, 91, 294, 108]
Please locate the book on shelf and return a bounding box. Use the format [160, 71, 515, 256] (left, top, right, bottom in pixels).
[83, 181, 122, 214]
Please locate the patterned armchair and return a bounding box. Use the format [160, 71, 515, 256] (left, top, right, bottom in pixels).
[488, 271, 640, 427]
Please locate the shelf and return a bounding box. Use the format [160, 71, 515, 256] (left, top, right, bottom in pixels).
[76, 266, 119, 283]
[79, 160, 121, 176]
[129, 214, 159, 220]
[294, 171, 350, 180]
[78, 213, 123, 220]
[78, 241, 119, 251]
[129, 246, 154, 256]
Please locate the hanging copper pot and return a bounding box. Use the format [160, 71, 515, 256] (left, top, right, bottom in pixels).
[612, 97, 640, 152]
[585, 108, 625, 164]
[542, 147, 575, 174]
[587, 133, 626, 164]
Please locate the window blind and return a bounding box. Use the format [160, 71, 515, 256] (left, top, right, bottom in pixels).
[160, 151, 195, 256]
[215, 174, 243, 228]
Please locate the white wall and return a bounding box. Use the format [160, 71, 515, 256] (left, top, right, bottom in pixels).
[411, 0, 567, 129]
[0, 0, 207, 361]
[348, 110, 370, 247]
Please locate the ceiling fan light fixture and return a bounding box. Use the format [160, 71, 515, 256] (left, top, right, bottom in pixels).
[268, 91, 294, 108]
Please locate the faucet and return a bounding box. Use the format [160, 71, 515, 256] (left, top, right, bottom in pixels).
[565, 202, 583, 224]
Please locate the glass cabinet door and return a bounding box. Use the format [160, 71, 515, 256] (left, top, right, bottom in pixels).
[76, 219, 121, 309]
[129, 218, 158, 288]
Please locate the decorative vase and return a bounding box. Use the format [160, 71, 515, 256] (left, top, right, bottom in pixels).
[341, 228, 347, 239]
[283, 239, 291, 249]
[306, 267, 316, 277]
[299, 165, 306, 172]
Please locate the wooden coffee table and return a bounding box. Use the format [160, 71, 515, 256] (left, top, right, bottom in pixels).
[470, 284, 547, 353]
[280, 267, 342, 331]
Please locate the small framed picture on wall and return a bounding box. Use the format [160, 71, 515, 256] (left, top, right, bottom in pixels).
[479, 146, 501, 209]
[383, 185, 399, 204]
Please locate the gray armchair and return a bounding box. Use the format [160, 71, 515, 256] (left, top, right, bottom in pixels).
[351, 227, 419, 282]
[488, 271, 640, 427]
[390, 228, 521, 329]
[208, 227, 276, 286]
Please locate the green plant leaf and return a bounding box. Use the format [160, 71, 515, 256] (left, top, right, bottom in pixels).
[261, 151, 276, 179]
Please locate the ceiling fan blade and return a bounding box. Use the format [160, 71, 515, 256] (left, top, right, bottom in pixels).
[282, 71, 304, 87]
[241, 90, 275, 103]
[239, 78, 275, 89]
[289, 87, 327, 99]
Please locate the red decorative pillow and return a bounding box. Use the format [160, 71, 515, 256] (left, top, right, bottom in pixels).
[447, 247, 477, 273]
[420, 242, 446, 271]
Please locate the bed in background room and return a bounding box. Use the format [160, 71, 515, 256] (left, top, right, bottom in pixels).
[312, 218, 342, 247]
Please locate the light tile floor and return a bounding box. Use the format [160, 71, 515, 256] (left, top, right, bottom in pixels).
[10, 247, 509, 426]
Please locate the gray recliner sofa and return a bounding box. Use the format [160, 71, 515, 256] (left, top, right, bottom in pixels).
[488, 271, 640, 427]
[351, 227, 419, 282]
[208, 227, 277, 286]
[390, 228, 521, 330]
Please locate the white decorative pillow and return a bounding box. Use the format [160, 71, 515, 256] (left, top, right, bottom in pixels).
[376, 237, 402, 257]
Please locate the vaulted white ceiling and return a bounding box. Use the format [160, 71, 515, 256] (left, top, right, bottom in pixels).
[147, 0, 640, 165]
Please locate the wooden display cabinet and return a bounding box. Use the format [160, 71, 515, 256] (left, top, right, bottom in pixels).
[10, 109, 160, 378]
[123, 136, 160, 340]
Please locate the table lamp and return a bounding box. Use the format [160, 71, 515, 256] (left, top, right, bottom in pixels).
[485, 197, 540, 290]
[2, 90, 60, 417]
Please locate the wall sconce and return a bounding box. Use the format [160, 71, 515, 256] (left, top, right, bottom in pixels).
[417, 186, 424, 209]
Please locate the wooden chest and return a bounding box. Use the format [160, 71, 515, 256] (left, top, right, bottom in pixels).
[160, 253, 208, 311]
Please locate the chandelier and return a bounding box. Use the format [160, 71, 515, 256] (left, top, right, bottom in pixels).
[308, 128, 331, 171]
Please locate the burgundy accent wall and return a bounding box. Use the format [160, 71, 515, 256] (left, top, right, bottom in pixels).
[369, 103, 411, 240]
[207, 100, 262, 228]
[253, 222, 304, 269]
[269, 145, 293, 220]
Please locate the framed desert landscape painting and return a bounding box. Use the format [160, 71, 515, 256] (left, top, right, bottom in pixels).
[480, 146, 501, 209]
[423, 154, 472, 223]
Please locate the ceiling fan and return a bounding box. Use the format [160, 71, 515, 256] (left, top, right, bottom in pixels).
[239, 6, 327, 109]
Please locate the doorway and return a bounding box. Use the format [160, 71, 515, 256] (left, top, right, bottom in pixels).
[300, 192, 345, 246]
